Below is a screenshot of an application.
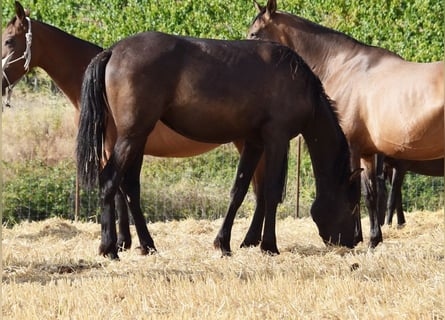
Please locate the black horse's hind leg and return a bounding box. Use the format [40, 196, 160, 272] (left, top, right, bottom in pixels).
[116, 190, 132, 251]
[261, 138, 289, 255]
[98, 156, 121, 259]
[240, 156, 266, 248]
[120, 152, 156, 255]
[214, 142, 263, 256]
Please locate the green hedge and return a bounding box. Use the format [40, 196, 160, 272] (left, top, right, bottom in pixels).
[2, 1, 443, 224]
[2, 0, 443, 61]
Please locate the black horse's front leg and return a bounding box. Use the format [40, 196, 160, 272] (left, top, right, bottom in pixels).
[260, 138, 289, 255]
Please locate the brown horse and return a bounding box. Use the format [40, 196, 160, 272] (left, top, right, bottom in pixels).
[383, 157, 444, 226]
[247, 0, 444, 247]
[77, 31, 362, 259]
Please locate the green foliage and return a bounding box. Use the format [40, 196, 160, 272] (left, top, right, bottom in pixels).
[2, 160, 77, 225]
[2, 1, 443, 224]
[3, 0, 442, 60]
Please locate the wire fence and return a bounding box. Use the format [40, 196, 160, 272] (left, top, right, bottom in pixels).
[2, 141, 443, 226]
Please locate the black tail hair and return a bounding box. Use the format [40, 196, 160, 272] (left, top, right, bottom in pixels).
[76, 49, 112, 190]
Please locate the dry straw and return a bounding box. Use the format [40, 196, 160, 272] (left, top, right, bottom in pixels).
[2, 210, 444, 319]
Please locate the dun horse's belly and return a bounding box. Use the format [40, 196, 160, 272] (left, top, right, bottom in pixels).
[144, 121, 220, 157]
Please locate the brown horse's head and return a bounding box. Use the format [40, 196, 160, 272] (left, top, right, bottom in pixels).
[2, 1, 33, 97]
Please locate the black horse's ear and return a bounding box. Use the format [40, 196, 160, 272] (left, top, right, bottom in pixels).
[349, 168, 363, 183]
[14, 1, 26, 21]
[265, 0, 277, 15]
[253, 0, 263, 13]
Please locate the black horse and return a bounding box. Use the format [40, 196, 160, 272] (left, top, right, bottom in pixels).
[77, 31, 362, 259]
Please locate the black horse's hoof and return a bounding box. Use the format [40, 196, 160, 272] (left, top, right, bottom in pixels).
[214, 236, 232, 256]
[99, 244, 119, 260]
[137, 245, 157, 256]
[240, 238, 261, 248]
[117, 238, 132, 252]
[260, 242, 280, 255]
[368, 238, 382, 249]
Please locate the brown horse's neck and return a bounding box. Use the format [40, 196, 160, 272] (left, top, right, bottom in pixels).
[32, 20, 102, 109]
[279, 14, 402, 82]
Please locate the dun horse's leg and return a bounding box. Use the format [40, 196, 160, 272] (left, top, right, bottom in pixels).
[241, 156, 266, 248]
[376, 155, 387, 226]
[116, 190, 132, 251]
[362, 156, 383, 248]
[386, 167, 397, 225]
[391, 168, 407, 227]
[261, 138, 290, 255]
[214, 142, 263, 256]
[120, 152, 156, 255]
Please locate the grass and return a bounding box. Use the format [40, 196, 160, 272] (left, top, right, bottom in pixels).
[2, 210, 444, 319]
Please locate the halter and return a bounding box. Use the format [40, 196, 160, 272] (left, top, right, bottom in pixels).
[2, 17, 32, 108]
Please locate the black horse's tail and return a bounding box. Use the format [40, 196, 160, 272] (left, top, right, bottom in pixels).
[76, 49, 112, 190]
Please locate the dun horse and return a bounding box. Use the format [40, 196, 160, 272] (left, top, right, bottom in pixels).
[248, 0, 444, 247]
[77, 31, 362, 259]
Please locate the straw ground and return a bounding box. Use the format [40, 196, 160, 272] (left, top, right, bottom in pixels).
[2, 210, 444, 319]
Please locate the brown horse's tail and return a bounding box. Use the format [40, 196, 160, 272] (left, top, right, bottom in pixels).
[76, 49, 112, 190]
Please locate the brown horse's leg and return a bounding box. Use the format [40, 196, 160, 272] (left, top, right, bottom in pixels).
[261, 137, 290, 255]
[241, 155, 266, 248]
[214, 142, 263, 256]
[119, 152, 156, 255]
[116, 190, 132, 251]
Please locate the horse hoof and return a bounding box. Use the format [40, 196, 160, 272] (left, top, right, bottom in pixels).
[240, 238, 261, 248]
[99, 244, 119, 260]
[220, 250, 232, 258]
[137, 246, 157, 255]
[368, 239, 382, 249]
[260, 243, 280, 255]
[214, 237, 232, 255]
[117, 240, 132, 252]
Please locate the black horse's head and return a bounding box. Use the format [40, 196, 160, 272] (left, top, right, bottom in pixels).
[310, 168, 363, 248]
